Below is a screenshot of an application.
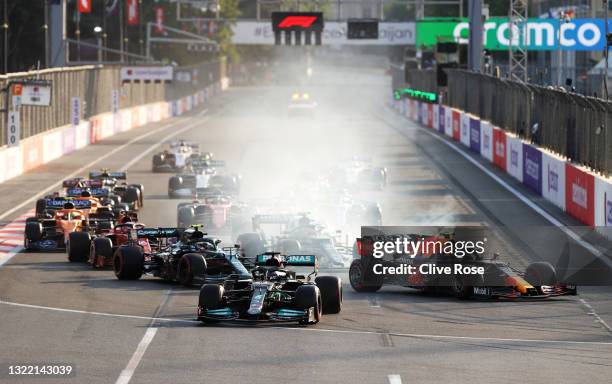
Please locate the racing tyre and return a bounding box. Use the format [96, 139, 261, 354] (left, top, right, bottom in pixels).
[35, 199, 47, 217]
[177, 207, 195, 228]
[24, 221, 42, 243]
[315, 276, 342, 314]
[129, 184, 144, 207]
[449, 272, 485, 299]
[123, 187, 140, 209]
[178, 253, 207, 287]
[152, 154, 164, 171]
[349, 259, 382, 293]
[168, 177, 183, 197]
[113, 246, 144, 280]
[199, 284, 224, 309]
[295, 285, 321, 324]
[525, 261, 558, 287]
[68, 232, 91, 262]
[91, 237, 113, 268]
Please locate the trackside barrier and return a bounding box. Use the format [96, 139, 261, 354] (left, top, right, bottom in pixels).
[391, 96, 612, 239]
[0, 83, 224, 186]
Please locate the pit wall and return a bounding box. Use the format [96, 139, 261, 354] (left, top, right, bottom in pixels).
[391, 97, 612, 239]
[0, 81, 226, 185]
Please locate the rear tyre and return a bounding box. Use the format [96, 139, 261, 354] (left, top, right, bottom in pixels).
[113, 246, 144, 280]
[177, 253, 207, 287]
[67, 232, 91, 262]
[525, 261, 558, 286]
[349, 259, 382, 293]
[168, 176, 183, 197]
[295, 285, 321, 325]
[24, 222, 42, 243]
[35, 199, 47, 217]
[124, 187, 140, 210]
[91, 237, 113, 268]
[177, 206, 195, 228]
[315, 276, 342, 314]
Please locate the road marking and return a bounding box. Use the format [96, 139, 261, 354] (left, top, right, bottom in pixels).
[1, 298, 611, 346]
[115, 288, 173, 384]
[368, 296, 381, 308]
[0, 112, 207, 222]
[579, 298, 612, 334]
[388, 374, 402, 384]
[0, 210, 34, 266]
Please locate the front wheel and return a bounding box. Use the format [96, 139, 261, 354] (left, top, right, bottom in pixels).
[295, 285, 321, 325]
[67, 232, 91, 262]
[177, 253, 207, 287]
[315, 276, 342, 314]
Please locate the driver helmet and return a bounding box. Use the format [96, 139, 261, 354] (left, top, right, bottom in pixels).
[80, 190, 91, 198]
[265, 255, 284, 268]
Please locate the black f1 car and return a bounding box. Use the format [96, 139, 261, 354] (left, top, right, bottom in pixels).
[349, 235, 577, 299]
[113, 226, 251, 287]
[88, 170, 144, 211]
[197, 253, 342, 324]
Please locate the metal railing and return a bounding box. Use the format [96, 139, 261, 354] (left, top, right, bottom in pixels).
[445, 70, 612, 175]
[0, 59, 225, 145]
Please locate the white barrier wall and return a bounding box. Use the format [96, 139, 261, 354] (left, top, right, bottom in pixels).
[460, 112, 470, 147]
[542, 151, 567, 210]
[480, 121, 493, 162]
[0, 83, 224, 187]
[506, 135, 523, 182]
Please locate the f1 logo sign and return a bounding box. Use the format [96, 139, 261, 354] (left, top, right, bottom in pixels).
[278, 16, 318, 29]
[78, 0, 92, 14]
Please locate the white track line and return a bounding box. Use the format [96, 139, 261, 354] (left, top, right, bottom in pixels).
[388, 374, 403, 384]
[1, 299, 611, 346]
[0, 112, 207, 222]
[114, 288, 173, 384]
[579, 298, 612, 333]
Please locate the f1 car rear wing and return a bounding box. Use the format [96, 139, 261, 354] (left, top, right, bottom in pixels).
[252, 214, 297, 231]
[135, 228, 180, 239]
[89, 171, 127, 180]
[66, 187, 109, 198]
[255, 254, 317, 267]
[45, 198, 92, 210]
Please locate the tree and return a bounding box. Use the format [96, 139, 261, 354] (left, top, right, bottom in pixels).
[217, 0, 241, 63]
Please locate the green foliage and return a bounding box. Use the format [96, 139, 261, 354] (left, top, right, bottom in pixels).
[217, 0, 241, 63]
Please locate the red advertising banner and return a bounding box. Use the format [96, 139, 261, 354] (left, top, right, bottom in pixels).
[427, 104, 433, 128]
[127, 0, 139, 26]
[78, 0, 92, 14]
[565, 164, 595, 226]
[451, 110, 460, 141]
[155, 7, 165, 33]
[492, 127, 507, 171]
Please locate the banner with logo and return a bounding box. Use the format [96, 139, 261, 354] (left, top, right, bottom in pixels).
[469, 117, 480, 153]
[232, 21, 415, 45]
[78, 0, 92, 14]
[522, 144, 543, 195]
[444, 107, 453, 137]
[595, 175, 612, 227]
[427, 104, 433, 128]
[127, 0, 139, 26]
[479, 121, 493, 162]
[506, 136, 523, 182]
[452, 110, 460, 141]
[565, 164, 595, 226]
[437, 105, 444, 134]
[492, 127, 507, 171]
[417, 17, 612, 51]
[542, 152, 566, 210]
[460, 112, 470, 147]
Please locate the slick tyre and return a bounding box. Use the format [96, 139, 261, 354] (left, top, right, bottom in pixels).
[178, 253, 207, 287]
[124, 187, 140, 209]
[177, 207, 194, 228]
[35, 199, 47, 217]
[199, 284, 224, 309]
[525, 261, 558, 287]
[113, 246, 144, 280]
[24, 222, 42, 243]
[349, 259, 382, 293]
[67, 232, 91, 262]
[295, 285, 321, 325]
[91, 237, 113, 268]
[315, 276, 342, 314]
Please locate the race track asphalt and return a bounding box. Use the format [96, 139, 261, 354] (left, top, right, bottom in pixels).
[0, 68, 611, 384]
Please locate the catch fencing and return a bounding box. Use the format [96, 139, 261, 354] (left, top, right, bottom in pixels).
[443, 70, 612, 175]
[0, 59, 225, 145]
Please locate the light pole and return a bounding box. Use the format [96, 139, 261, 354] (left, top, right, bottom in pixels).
[94, 26, 103, 63]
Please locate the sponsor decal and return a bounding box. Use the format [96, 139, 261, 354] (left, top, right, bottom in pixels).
[473, 287, 491, 296]
[606, 194, 612, 226]
[572, 182, 588, 209]
[510, 149, 519, 168]
[548, 166, 558, 192]
[526, 157, 539, 180]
